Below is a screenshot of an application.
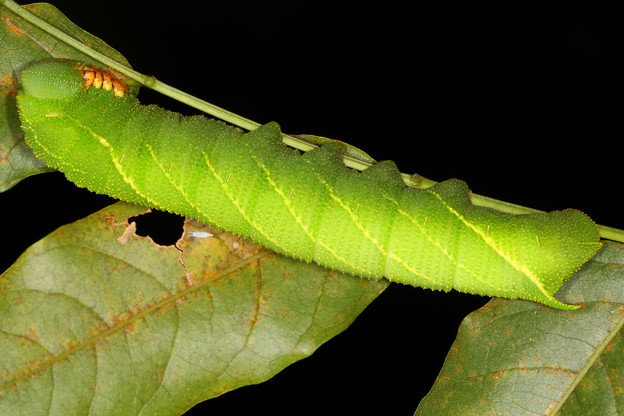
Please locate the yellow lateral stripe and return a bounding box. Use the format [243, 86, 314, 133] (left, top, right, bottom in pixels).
[201, 152, 300, 258]
[309, 171, 389, 258]
[301, 159, 439, 282]
[145, 144, 207, 212]
[325, 186, 388, 255]
[427, 188, 552, 298]
[251, 155, 317, 243]
[63, 115, 163, 207]
[29, 114, 89, 177]
[252, 155, 369, 273]
[382, 194, 499, 290]
[250, 155, 366, 272]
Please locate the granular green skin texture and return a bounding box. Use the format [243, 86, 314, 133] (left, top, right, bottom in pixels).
[16, 59, 602, 309]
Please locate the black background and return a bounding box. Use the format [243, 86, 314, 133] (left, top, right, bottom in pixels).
[3, 1, 623, 415]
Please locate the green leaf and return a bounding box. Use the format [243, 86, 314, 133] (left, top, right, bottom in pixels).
[0, 2, 134, 191]
[0, 202, 387, 415]
[414, 241, 624, 415]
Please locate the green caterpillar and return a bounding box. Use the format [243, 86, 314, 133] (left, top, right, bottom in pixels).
[16, 59, 602, 309]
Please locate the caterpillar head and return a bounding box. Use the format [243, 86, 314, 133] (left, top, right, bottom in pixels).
[19, 59, 85, 100]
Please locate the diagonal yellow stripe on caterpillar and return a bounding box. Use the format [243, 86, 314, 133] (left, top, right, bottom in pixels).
[70, 119, 166, 211]
[299, 157, 443, 283]
[425, 187, 552, 299]
[380, 193, 500, 291]
[251, 154, 373, 274]
[199, 151, 293, 256]
[27, 113, 100, 179]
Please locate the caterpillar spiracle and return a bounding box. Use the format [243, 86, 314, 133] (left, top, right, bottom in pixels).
[16, 59, 602, 309]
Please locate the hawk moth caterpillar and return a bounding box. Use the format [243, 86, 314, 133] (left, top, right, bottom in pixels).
[16, 59, 602, 309]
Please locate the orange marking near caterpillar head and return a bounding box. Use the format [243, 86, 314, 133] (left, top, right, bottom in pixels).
[81, 66, 127, 97]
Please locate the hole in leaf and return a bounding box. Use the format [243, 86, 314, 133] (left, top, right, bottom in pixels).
[129, 210, 185, 246]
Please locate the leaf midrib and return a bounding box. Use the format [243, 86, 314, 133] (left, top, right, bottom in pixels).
[550, 303, 624, 414]
[0, 249, 271, 392]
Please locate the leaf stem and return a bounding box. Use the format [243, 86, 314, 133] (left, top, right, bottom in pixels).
[4, 0, 623, 243]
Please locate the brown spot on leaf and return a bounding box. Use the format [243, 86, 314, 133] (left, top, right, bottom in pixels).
[2, 17, 24, 35]
[25, 329, 39, 342]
